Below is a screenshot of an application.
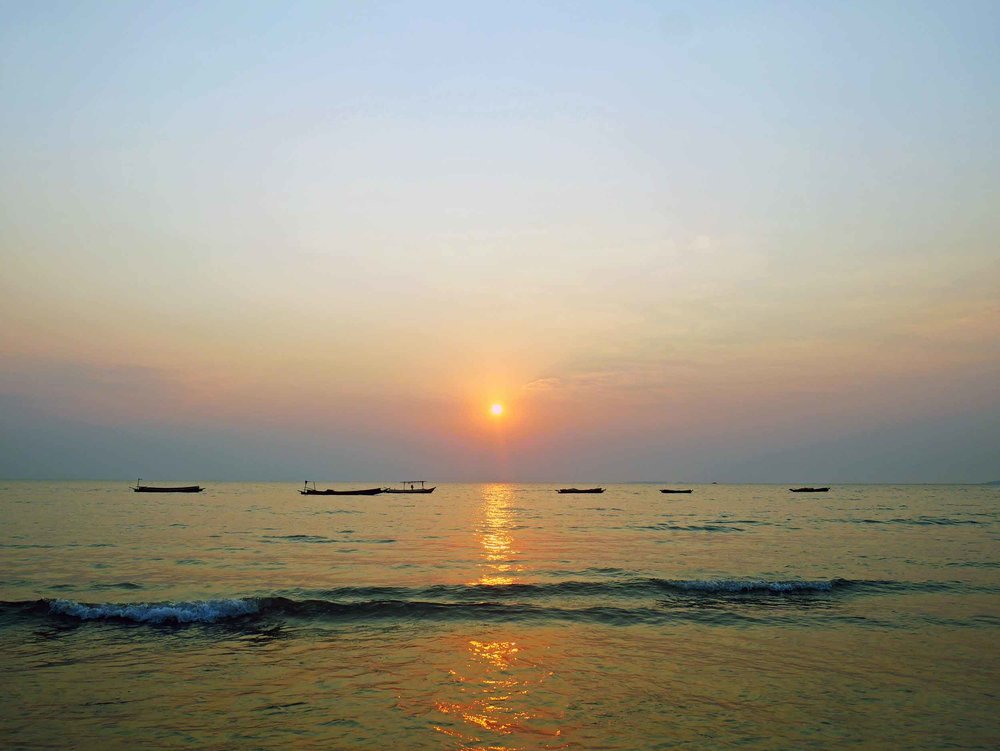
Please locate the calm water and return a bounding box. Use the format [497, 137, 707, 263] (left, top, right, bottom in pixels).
[1, 482, 998, 749]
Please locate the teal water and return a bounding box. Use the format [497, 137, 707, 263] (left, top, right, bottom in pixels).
[1, 482, 998, 749]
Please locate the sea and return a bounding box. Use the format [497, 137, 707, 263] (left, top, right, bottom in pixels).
[1, 481, 997, 750]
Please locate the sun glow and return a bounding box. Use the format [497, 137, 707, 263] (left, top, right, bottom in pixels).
[490, 403, 504, 416]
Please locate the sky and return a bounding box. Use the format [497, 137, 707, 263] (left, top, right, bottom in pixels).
[1, 1, 998, 482]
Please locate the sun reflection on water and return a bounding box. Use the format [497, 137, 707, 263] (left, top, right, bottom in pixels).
[472, 483, 523, 587]
[430, 484, 565, 749]
[432, 636, 563, 750]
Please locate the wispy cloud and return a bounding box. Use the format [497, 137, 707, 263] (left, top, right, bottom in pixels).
[0, 356, 185, 423]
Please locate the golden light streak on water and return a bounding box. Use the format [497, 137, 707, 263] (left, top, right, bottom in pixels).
[472, 484, 524, 586]
[431, 485, 569, 748]
[431, 636, 565, 750]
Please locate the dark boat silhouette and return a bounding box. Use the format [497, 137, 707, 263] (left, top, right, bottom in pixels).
[300, 482, 382, 496]
[132, 479, 203, 493]
[382, 481, 436, 494]
[556, 487, 605, 494]
[660, 489, 693, 494]
[789, 486, 830, 493]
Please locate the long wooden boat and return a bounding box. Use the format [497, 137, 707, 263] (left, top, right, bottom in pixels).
[660, 489, 693, 494]
[300, 482, 382, 496]
[382, 481, 436, 494]
[556, 487, 605, 494]
[789, 486, 830, 493]
[132, 479, 203, 493]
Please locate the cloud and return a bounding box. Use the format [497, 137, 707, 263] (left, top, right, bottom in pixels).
[522, 364, 682, 396]
[0, 356, 185, 423]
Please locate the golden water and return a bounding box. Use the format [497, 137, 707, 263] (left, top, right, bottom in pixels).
[2, 482, 998, 749]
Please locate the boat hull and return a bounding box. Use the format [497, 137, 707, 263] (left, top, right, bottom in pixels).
[300, 487, 383, 496]
[789, 487, 830, 493]
[133, 485, 203, 493]
[556, 488, 605, 494]
[660, 489, 693, 494]
[381, 487, 436, 494]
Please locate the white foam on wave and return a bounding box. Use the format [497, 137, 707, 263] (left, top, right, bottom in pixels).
[672, 579, 835, 593]
[49, 598, 259, 623]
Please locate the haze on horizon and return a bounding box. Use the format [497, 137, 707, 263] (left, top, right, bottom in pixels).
[1, 1, 998, 483]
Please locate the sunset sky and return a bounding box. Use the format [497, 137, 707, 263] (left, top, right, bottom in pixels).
[2, 1, 998, 482]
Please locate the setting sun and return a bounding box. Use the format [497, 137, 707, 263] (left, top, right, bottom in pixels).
[490, 403, 504, 416]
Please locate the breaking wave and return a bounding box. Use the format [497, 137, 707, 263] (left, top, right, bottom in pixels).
[48, 598, 260, 623]
[0, 576, 971, 630]
[0, 578, 906, 628]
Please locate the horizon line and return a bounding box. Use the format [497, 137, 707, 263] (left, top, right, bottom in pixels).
[1, 478, 997, 486]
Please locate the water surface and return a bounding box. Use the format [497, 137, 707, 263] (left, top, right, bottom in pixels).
[2, 482, 998, 749]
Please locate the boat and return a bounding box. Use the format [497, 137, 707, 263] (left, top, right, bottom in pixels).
[382, 480, 436, 494]
[556, 487, 605, 494]
[789, 486, 830, 493]
[300, 482, 382, 496]
[660, 488, 693, 494]
[132, 479, 203, 493]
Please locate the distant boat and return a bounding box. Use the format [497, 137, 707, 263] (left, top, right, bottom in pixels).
[789, 486, 830, 493]
[300, 481, 382, 496]
[556, 487, 605, 494]
[132, 479, 203, 493]
[382, 481, 435, 494]
[660, 489, 693, 494]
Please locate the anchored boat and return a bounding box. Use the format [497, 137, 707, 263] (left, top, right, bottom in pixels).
[131, 479, 203, 493]
[382, 481, 436, 494]
[300, 482, 382, 496]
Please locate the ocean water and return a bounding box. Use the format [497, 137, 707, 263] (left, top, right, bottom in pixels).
[1, 481, 998, 750]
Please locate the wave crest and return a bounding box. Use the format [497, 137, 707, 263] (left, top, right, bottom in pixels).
[0, 578, 876, 628]
[48, 598, 259, 624]
[662, 579, 841, 593]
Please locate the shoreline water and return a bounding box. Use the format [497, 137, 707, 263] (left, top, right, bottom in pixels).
[2, 482, 998, 749]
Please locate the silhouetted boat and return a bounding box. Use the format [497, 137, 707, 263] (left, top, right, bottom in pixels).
[789, 486, 830, 493]
[300, 482, 382, 496]
[660, 489, 693, 494]
[132, 479, 203, 493]
[382, 481, 436, 494]
[556, 487, 605, 494]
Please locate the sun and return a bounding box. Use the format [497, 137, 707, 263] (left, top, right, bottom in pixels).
[490, 403, 504, 416]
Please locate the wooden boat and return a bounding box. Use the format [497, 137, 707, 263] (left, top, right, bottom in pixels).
[300, 482, 382, 496]
[132, 479, 203, 493]
[789, 486, 830, 493]
[556, 487, 605, 494]
[382, 480, 435, 494]
[660, 489, 693, 494]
